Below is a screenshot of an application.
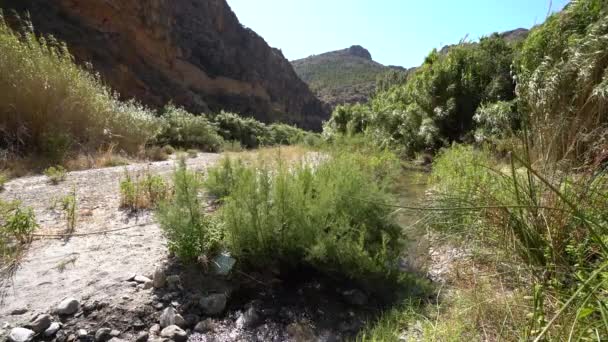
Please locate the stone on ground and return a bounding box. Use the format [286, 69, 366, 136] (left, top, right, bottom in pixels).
[160, 325, 187, 342]
[27, 314, 52, 333]
[199, 293, 227, 315]
[54, 298, 80, 315]
[8, 328, 35, 342]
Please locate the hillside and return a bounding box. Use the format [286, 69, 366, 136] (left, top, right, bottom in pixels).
[1, 0, 328, 130]
[292, 45, 408, 108]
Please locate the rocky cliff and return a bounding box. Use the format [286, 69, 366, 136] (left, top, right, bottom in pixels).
[2, 0, 328, 130]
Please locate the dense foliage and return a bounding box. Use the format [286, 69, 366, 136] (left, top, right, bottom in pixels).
[324, 34, 517, 156]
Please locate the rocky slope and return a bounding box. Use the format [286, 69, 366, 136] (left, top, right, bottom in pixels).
[2, 0, 328, 130]
[292, 46, 407, 108]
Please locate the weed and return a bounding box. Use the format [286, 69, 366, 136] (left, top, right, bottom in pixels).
[156, 159, 221, 261]
[61, 188, 77, 233]
[120, 169, 169, 211]
[0, 200, 38, 276]
[44, 165, 67, 185]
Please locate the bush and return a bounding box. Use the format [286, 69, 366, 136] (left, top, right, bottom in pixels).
[214, 153, 404, 284]
[156, 159, 221, 261]
[120, 170, 169, 211]
[203, 157, 247, 199]
[0, 15, 161, 159]
[44, 166, 67, 185]
[211, 111, 271, 148]
[156, 105, 223, 152]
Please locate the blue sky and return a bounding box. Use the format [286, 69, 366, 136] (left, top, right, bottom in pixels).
[226, 0, 569, 68]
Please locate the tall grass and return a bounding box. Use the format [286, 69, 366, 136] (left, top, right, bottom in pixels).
[0, 14, 160, 161]
[430, 144, 608, 340]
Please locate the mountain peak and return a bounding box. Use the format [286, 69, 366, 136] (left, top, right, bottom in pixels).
[346, 45, 372, 60]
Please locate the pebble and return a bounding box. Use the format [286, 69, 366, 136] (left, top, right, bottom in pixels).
[9, 308, 28, 315]
[159, 307, 178, 328]
[193, 319, 215, 333]
[8, 328, 35, 342]
[134, 275, 152, 284]
[94, 327, 112, 342]
[44, 322, 62, 337]
[55, 298, 80, 315]
[77, 329, 88, 339]
[135, 331, 149, 342]
[149, 324, 161, 336]
[236, 307, 261, 329]
[199, 294, 227, 315]
[143, 280, 153, 290]
[160, 325, 187, 342]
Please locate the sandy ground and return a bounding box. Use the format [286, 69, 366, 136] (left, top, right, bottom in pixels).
[0, 153, 221, 320]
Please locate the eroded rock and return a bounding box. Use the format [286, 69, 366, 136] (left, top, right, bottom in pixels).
[27, 314, 52, 333]
[55, 298, 80, 315]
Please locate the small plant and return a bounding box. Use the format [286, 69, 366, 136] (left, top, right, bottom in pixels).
[0, 172, 7, 191]
[1, 200, 38, 272]
[61, 188, 77, 233]
[156, 159, 221, 261]
[145, 146, 169, 161]
[44, 166, 67, 185]
[203, 157, 247, 199]
[186, 149, 198, 158]
[120, 169, 169, 211]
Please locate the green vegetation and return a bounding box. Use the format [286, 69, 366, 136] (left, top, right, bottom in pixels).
[44, 166, 67, 185]
[60, 188, 77, 233]
[155, 105, 223, 152]
[329, 1, 608, 340]
[0, 16, 314, 174]
[156, 159, 220, 261]
[0, 172, 7, 191]
[292, 46, 407, 107]
[119, 169, 169, 211]
[0, 14, 161, 161]
[0, 200, 38, 273]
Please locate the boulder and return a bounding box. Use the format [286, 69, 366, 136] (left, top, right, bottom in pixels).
[135, 331, 149, 342]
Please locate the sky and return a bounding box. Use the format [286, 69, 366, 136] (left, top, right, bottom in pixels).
[226, 0, 570, 68]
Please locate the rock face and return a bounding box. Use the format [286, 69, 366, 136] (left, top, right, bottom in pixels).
[3, 0, 328, 130]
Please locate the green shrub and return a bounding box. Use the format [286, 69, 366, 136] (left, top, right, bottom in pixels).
[215, 153, 404, 284]
[44, 166, 67, 185]
[211, 111, 270, 148]
[120, 170, 168, 210]
[203, 157, 247, 199]
[0, 14, 161, 158]
[156, 105, 223, 152]
[473, 100, 519, 143]
[156, 159, 221, 261]
[0, 200, 38, 272]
